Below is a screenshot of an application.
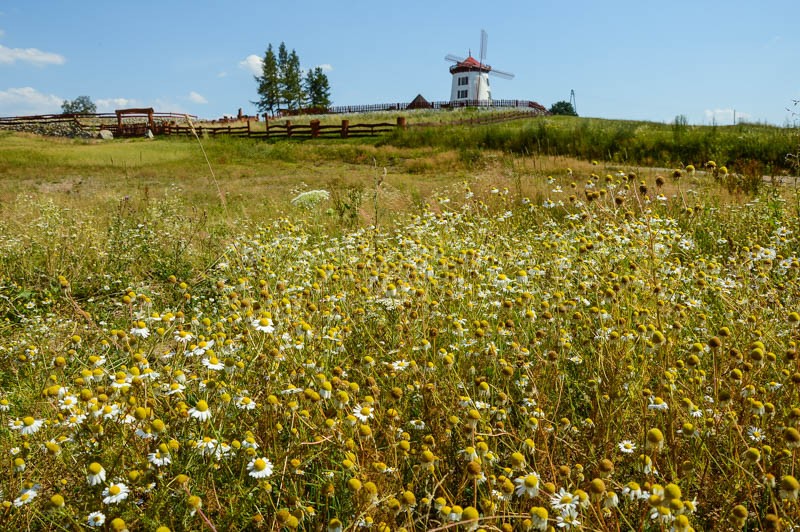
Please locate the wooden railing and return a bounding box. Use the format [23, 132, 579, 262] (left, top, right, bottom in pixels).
[326, 99, 547, 115]
[0, 112, 198, 137]
[1, 105, 546, 139]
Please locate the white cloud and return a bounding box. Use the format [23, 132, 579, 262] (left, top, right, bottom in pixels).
[96, 98, 137, 112]
[317, 63, 333, 72]
[189, 91, 208, 104]
[0, 86, 62, 115]
[0, 44, 65, 66]
[239, 54, 262, 76]
[217, 71, 227, 78]
[704, 108, 750, 125]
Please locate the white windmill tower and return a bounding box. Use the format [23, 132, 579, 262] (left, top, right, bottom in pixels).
[445, 29, 514, 105]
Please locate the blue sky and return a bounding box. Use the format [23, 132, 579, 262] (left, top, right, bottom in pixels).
[1, 0, 798, 125]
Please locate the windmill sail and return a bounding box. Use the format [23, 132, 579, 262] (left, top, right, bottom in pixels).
[446, 30, 515, 103]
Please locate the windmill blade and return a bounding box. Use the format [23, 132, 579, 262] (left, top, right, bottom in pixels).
[445, 54, 465, 63]
[489, 68, 515, 80]
[479, 29, 488, 64]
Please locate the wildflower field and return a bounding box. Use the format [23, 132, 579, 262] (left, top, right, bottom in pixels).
[1, 129, 800, 531]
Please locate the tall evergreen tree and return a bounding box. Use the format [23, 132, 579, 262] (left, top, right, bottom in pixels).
[305, 67, 332, 110]
[254, 41, 331, 113]
[282, 49, 304, 110]
[276, 42, 289, 110]
[254, 44, 280, 116]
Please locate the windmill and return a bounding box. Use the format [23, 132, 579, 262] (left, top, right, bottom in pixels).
[445, 29, 514, 104]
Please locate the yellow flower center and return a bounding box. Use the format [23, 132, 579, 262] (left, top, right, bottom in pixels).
[88, 462, 103, 475]
[254, 459, 266, 471]
[109, 485, 121, 496]
[524, 475, 539, 488]
[195, 400, 208, 412]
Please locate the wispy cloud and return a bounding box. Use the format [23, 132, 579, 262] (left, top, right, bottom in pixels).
[704, 108, 749, 125]
[217, 71, 227, 78]
[238, 54, 262, 76]
[96, 97, 137, 112]
[317, 63, 333, 72]
[188, 91, 208, 104]
[0, 86, 62, 115]
[0, 29, 5, 39]
[0, 44, 65, 66]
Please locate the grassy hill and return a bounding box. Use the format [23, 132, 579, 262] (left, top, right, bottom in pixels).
[1, 114, 800, 530]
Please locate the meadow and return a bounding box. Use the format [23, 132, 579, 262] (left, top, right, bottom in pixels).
[1, 120, 800, 531]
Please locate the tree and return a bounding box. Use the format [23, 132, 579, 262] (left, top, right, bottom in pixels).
[304, 67, 331, 110]
[549, 101, 578, 116]
[61, 96, 96, 115]
[254, 44, 280, 116]
[276, 43, 289, 110]
[282, 49, 304, 110]
[255, 42, 331, 113]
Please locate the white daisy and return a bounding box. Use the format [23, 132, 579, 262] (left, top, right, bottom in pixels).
[247, 457, 274, 479]
[352, 404, 374, 423]
[252, 317, 275, 333]
[514, 473, 540, 498]
[102, 482, 130, 504]
[13, 486, 38, 507]
[618, 439, 636, 454]
[87, 511, 106, 527]
[87, 462, 107, 486]
[189, 400, 212, 422]
[236, 396, 257, 410]
[147, 449, 172, 467]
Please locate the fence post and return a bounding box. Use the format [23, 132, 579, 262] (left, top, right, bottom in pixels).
[286, 120, 292, 138]
[341, 119, 349, 138]
[396, 116, 406, 129]
[310, 119, 320, 138]
[247, 120, 251, 137]
[265, 117, 269, 138]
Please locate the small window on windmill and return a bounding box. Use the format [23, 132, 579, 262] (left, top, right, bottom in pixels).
[457, 90, 468, 99]
[458, 76, 469, 86]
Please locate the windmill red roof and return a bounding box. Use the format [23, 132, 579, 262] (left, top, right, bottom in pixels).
[450, 55, 491, 74]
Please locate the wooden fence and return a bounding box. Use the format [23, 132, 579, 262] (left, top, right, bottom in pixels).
[0, 106, 546, 139]
[325, 99, 548, 115]
[0, 112, 196, 137]
[162, 117, 402, 139]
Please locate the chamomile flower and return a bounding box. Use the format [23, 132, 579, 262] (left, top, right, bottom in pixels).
[618, 439, 636, 454]
[87, 511, 106, 527]
[102, 482, 130, 504]
[148, 444, 172, 467]
[247, 457, 274, 479]
[87, 462, 107, 486]
[201, 355, 225, 371]
[13, 485, 38, 507]
[11, 416, 44, 435]
[236, 395, 256, 410]
[514, 472, 540, 498]
[189, 400, 212, 422]
[252, 316, 275, 333]
[746, 426, 765, 442]
[352, 404, 374, 422]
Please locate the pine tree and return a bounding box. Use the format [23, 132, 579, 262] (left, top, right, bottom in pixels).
[282, 49, 304, 110]
[255, 41, 331, 113]
[305, 67, 332, 110]
[254, 44, 280, 116]
[276, 43, 289, 110]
